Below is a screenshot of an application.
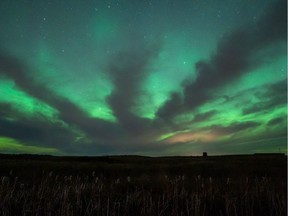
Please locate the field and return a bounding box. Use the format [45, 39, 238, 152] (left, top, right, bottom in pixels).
[0, 154, 286, 216]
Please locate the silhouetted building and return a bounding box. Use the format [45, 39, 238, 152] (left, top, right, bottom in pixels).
[203, 152, 207, 157]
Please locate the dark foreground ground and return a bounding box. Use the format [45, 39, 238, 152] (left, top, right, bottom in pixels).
[0, 154, 287, 216]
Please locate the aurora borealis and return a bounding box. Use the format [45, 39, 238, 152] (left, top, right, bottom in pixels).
[0, 0, 286, 155]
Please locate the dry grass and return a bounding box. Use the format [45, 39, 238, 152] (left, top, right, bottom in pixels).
[0, 154, 286, 215]
[0, 173, 286, 216]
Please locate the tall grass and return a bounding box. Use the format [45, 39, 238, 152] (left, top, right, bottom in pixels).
[0, 173, 286, 216]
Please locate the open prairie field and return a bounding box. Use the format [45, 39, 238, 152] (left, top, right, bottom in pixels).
[0, 154, 286, 216]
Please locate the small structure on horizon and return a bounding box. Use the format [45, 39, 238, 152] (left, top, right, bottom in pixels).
[203, 152, 208, 157]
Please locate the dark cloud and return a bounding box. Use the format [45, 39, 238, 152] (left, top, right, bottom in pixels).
[215, 126, 287, 154]
[242, 79, 287, 115]
[0, 46, 169, 154]
[191, 110, 216, 123]
[0, 103, 76, 150]
[106, 45, 160, 134]
[157, 0, 287, 119]
[156, 92, 183, 119]
[0, 49, 122, 141]
[267, 117, 285, 127]
[209, 121, 261, 136]
[0, 103, 125, 155]
[0, 103, 17, 117]
[0, 117, 41, 142]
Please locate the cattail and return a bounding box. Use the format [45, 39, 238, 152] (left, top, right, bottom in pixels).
[246, 177, 249, 183]
[49, 171, 53, 177]
[9, 170, 13, 175]
[182, 175, 185, 181]
[115, 178, 120, 184]
[92, 171, 95, 177]
[127, 176, 131, 182]
[20, 183, 24, 189]
[209, 177, 212, 184]
[197, 175, 201, 180]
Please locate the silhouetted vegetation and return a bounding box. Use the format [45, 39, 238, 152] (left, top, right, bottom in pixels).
[0, 154, 286, 215]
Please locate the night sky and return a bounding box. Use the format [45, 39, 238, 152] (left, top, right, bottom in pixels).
[0, 0, 286, 156]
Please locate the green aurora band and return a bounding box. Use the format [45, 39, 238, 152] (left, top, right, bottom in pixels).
[0, 0, 286, 155]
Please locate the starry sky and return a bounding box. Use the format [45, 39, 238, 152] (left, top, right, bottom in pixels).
[0, 0, 286, 156]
